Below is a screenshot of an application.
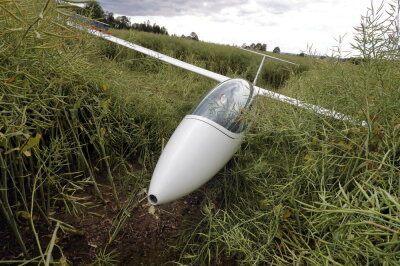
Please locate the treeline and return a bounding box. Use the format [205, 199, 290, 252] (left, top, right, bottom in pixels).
[242, 43, 267, 52]
[180, 32, 200, 41]
[77, 2, 169, 35]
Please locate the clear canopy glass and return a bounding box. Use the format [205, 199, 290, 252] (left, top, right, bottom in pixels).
[191, 79, 254, 133]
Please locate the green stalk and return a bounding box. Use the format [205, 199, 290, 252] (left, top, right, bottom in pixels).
[57, 117, 73, 174]
[45, 221, 60, 266]
[64, 109, 104, 201]
[99, 138, 120, 208]
[9, 155, 18, 202]
[0, 256, 42, 265]
[0, 153, 28, 254]
[19, 159, 27, 208]
[88, 103, 120, 207]
[30, 165, 46, 262]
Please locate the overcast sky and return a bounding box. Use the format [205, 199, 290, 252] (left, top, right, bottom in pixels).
[96, 0, 384, 55]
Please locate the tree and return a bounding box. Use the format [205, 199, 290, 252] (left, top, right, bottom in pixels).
[84, 2, 105, 20]
[189, 32, 199, 41]
[105, 12, 116, 27]
[115, 16, 130, 29]
[261, 43, 267, 51]
[255, 43, 262, 50]
[273, 46, 281, 54]
[153, 23, 161, 34]
[75, 1, 169, 35]
[160, 27, 168, 35]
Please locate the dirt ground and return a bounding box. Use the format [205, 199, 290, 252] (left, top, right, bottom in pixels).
[0, 178, 206, 265]
[59, 186, 205, 265]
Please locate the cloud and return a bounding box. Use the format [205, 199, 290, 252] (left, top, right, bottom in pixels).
[99, 0, 243, 16]
[261, 1, 293, 14]
[257, 0, 330, 14]
[97, 0, 321, 17]
[97, 0, 381, 54]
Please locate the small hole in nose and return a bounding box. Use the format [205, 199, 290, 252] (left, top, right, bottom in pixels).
[149, 194, 158, 204]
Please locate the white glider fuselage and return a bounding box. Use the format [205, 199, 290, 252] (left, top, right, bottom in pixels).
[148, 115, 242, 205]
[148, 79, 254, 205]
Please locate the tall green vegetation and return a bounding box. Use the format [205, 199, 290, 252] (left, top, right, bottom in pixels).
[175, 1, 400, 265]
[108, 29, 309, 89]
[0, 0, 120, 261]
[352, 0, 399, 59]
[1, 0, 398, 264]
[0, 0, 218, 262]
[0, 0, 194, 262]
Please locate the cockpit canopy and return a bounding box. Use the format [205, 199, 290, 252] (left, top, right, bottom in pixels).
[191, 79, 254, 133]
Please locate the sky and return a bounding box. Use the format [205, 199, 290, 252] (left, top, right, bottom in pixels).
[96, 0, 385, 56]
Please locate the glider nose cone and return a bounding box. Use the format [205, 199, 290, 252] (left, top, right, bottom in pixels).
[148, 116, 243, 205]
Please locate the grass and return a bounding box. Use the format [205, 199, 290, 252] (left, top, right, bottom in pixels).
[1, 0, 399, 264]
[106, 29, 311, 89]
[172, 2, 400, 264]
[0, 1, 217, 262]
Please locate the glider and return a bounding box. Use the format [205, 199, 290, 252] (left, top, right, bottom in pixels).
[70, 20, 366, 205]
